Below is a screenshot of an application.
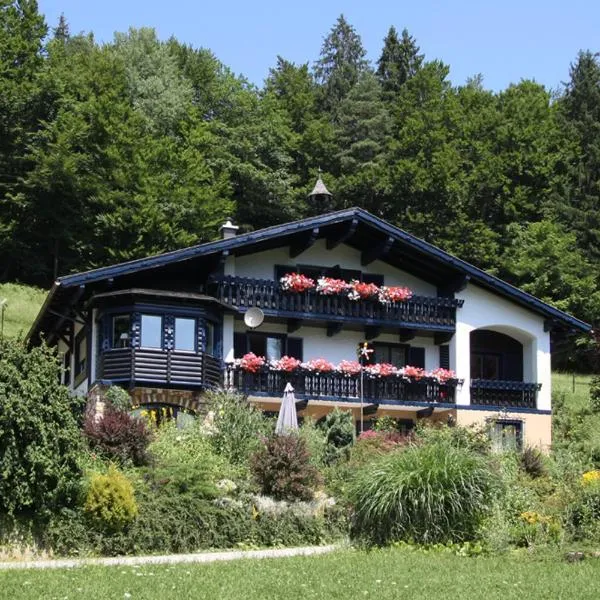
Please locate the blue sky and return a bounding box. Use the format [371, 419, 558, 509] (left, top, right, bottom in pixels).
[38, 0, 597, 92]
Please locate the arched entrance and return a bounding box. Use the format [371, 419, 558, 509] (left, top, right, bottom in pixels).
[470, 329, 523, 381]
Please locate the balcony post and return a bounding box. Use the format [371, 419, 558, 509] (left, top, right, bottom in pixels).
[535, 332, 551, 411]
[451, 321, 471, 405]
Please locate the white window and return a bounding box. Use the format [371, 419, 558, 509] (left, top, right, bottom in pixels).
[141, 315, 163, 349]
[175, 317, 196, 352]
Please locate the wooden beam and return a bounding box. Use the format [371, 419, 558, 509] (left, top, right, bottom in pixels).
[290, 227, 319, 258]
[326, 218, 358, 250]
[363, 403, 379, 416]
[365, 325, 381, 341]
[434, 332, 454, 345]
[295, 399, 309, 411]
[416, 406, 434, 419]
[326, 321, 343, 337]
[544, 319, 555, 333]
[398, 329, 416, 343]
[437, 275, 470, 298]
[287, 319, 302, 333]
[361, 236, 394, 266]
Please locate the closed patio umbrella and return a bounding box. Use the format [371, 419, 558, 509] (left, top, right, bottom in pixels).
[276, 382, 299, 434]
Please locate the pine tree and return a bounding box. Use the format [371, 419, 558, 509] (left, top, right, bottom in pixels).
[313, 14, 369, 112]
[556, 51, 600, 263]
[377, 27, 423, 97]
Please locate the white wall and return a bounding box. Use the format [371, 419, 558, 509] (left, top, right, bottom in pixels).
[233, 240, 436, 296]
[454, 283, 551, 410]
[232, 319, 440, 370]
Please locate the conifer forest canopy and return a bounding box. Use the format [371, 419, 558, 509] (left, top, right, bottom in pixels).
[1, 4, 599, 366]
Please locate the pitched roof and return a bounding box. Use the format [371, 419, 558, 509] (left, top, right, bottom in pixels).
[29, 207, 591, 340]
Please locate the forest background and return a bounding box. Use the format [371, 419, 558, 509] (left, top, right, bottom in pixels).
[2, 3, 600, 367]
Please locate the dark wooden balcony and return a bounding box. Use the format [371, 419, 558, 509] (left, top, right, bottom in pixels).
[209, 276, 462, 331]
[99, 348, 222, 388]
[470, 379, 541, 409]
[225, 365, 459, 405]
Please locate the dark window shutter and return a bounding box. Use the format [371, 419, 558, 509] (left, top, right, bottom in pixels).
[408, 346, 425, 368]
[286, 337, 303, 360]
[234, 332, 247, 357]
[439, 345, 450, 370]
[362, 273, 384, 286]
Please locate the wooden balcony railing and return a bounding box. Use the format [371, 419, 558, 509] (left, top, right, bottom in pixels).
[225, 365, 459, 405]
[470, 379, 541, 409]
[209, 276, 462, 329]
[99, 348, 222, 389]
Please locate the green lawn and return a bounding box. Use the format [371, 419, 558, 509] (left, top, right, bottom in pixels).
[1, 548, 600, 600]
[0, 282, 47, 339]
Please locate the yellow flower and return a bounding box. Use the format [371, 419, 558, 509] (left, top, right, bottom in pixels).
[582, 470, 600, 486]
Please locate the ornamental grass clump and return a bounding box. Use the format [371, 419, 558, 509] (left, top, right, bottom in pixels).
[349, 440, 496, 546]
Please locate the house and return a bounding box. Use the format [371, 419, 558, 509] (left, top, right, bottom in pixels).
[28, 203, 590, 450]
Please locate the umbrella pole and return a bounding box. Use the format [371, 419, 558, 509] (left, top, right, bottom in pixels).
[360, 368, 364, 434]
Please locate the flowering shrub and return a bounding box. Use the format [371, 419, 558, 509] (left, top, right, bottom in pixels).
[235, 352, 265, 373]
[364, 363, 399, 377]
[280, 273, 315, 292]
[316, 277, 349, 295]
[430, 368, 456, 383]
[348, 280, 379, 301]
[303, 358, 335, 373]
[402, 365, 425, 380]
[270, 355, 302, 372]
[337, 360, 362, 376]
[378, 286, 413, 303]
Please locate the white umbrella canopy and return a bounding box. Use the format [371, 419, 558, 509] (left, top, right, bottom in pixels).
[275, 382, 299, 434]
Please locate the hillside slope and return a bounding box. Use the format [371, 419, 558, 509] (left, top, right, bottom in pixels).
[0, 283, 47, 339]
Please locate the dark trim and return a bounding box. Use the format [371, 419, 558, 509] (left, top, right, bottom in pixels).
[290, 227, 319, 258]
[361, 235, 394, 266]
[326, 218, 358, 250]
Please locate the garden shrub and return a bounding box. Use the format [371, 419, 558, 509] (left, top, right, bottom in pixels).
[0, 339, 83, 516]
[321, 408, 355, 465]
[415, 422, 491, 454]
[104, 385, 132, 411]
[590, 376, 600, 413]
[251, 434, 321, 501]
[298, 417, 327, 467]
[149, 420, 237, 482]
[520, 446, 546, 478]
[566, 475, 600, 541]
[350, 430, 409, 467]
[205, 390, 271, 465]
[349, 438, 496, 545]
[84, 407, 152, 466]
[373, 415, 399, 433]
[84, 467, 138, 532]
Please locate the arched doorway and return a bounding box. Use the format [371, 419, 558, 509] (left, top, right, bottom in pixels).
[470, 329, 523, 381]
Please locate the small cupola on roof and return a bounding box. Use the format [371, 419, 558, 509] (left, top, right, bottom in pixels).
[219, 218, 239, 239]
[307, 171, 334, 213]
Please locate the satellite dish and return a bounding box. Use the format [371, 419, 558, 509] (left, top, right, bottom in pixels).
[244, 307, 265, 330]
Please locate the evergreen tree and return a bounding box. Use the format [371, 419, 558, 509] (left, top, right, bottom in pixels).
[556, 51, 600, 263]
[0, 0, 47, 279]
[313, 14, 369, 112]
[335, 72, 390, 212]
[377, 26, 423, 97]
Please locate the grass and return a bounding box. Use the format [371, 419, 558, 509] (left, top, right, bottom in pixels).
[1, 548, 600, 600]
[0, 283, 47, 339]
[552, 372, 593, 410]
